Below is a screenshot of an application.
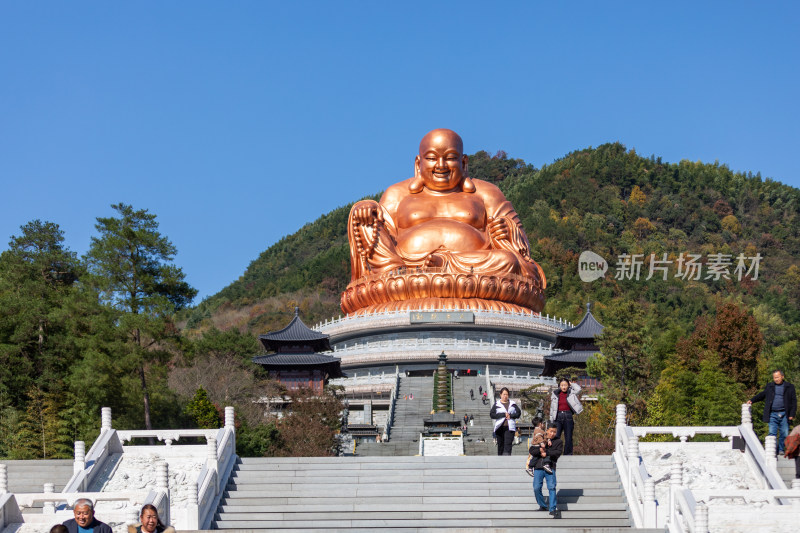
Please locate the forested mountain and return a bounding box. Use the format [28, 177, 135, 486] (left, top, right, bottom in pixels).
[185, 143, 800, 340]
[2, 144, 798, 458]
[182, 143, 800, 435]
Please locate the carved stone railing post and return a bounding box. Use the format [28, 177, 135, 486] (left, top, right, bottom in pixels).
[0, 464, 7, 494]
[764, 435, 777, 469]
[74, 441, 85, 474]
[627, 434, 640, 498]
[741, 403, 752, 429]
[643, 477, 656, 527]
[792, 478, 800, 491]
[156, 461, 170, 525]
[668, 462, 683, 526]
[224, 406, 235, 430]
[694, 502, 709, 533]
[616, 404, 627, 427]
[101, 407, 112, 432]
[43, 483, 55, 514]
[187, 479, 199, 530]
[207, 434, 219, 497]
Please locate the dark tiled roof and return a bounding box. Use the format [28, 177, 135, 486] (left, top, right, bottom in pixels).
[557, 304, 604, 339]
[252, 352, 340, 366]
[259, 310, 329, 343]
[543, 350, 599, 364]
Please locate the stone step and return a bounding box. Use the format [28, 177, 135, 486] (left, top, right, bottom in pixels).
[237, 455, 612, 464]
[221, 495, 625, 506]
[213, 518, 633, 529]
[205, 529, 659, 533]
[216, 510, 630, 521]
[223, 488, 623, 499]
[0, 459, 74, 493]
[228, 472, 619, 482]
[218, 502, 629, 512]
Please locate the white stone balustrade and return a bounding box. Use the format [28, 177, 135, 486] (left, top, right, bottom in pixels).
[619, 402, 792, 533]
[116, 428, 218, 446]
[42, 483, 55, 514]
[57, 407, 237, 533]
[0, 464, 7, 494]
[316, 307, 572, 338]
[101, 407, 112, 432]
[764, 435, 777, 469]
[418, 434, 464, 456]
[73, 440, 85, 474]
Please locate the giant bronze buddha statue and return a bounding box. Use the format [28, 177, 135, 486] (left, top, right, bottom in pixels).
[342, 129, 546, 314]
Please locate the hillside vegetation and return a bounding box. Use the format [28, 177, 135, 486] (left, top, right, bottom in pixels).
[185, 144, 800, 341]
[3, 144, 798, 458]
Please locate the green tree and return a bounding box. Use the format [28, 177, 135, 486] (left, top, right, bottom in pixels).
[185, 388, 221, 429]
[86, 203, 196, 430]
[589, 301, 654, 417]
[0, 221, 83, 405]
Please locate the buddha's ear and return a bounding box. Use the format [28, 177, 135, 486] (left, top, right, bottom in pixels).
[462, 155, 475, 193]
[409, 156, 424, 193]
[462, 177, 476, 193]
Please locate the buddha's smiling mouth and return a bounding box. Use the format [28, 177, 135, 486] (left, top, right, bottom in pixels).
[433, 170, 451, 179]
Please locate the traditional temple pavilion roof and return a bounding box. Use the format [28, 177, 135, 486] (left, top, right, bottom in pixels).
[258, 308, 331, 352]
[553, 302, 604, 349]
[252, 352, 341, 366]
[544, 350, 598, 364]
[542, 350, 599, 377]
[251, 352, 343, 378]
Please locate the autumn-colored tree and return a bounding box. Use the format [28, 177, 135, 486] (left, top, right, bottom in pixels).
[275, 386, 343, 456]
[721, 214, 740, 234]
[633, 217, 655, 238]
[628, 185, 647, 207]
[677, 301, 763, 391]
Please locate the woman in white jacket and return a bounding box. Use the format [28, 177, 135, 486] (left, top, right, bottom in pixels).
[490, 387, 521, 455]
[549, 378, 583, 455]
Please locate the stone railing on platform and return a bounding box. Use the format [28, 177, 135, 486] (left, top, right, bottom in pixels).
[418, 434, 464, 456]
[384, 369, 400, 441]
[57, 406, 237, 532]
[316, 308, 572, 338]
[615, 403, 794, 533]
[0, 490, 166, 532]
[329, 338, 559, 367]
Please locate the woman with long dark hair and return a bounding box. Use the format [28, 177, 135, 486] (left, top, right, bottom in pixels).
[549, 378, 583, 455]
[490, 387, 521, 455]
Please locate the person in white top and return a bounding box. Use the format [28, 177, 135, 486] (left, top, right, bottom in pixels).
[490, 387, 521, 455]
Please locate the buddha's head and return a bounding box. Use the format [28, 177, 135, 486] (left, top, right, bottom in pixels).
[413, 128, 472, 193]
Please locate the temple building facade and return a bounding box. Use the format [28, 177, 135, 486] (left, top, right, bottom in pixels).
[253, 308, 342, 393]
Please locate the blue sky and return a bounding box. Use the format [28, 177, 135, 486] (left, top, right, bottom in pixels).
[1, 2, 798, 302]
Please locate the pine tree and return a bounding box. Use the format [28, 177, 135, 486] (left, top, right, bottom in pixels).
[184, 388, 221, 429]
[86, 204, 196, 430]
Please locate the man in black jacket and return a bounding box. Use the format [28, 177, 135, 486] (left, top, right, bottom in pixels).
[530, 422, 564, 519]
[62, 499, 112, 533]
[748, 370, 797, 454]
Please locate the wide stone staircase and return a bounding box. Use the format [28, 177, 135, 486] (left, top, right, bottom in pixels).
[212, 454, 650, 532]
[452, 375, 529, 456]
[356, 374, 534, 457]
[355, 376, 433, 457]
[0, 459, 74, 493]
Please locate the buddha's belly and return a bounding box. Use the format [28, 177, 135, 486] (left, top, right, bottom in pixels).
[397, 219, 488, 256]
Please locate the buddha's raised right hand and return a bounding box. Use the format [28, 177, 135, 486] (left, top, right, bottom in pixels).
[350, 200, 383, 227]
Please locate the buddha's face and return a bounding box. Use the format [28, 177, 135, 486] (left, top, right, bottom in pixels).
[416, 129, 468, 192]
